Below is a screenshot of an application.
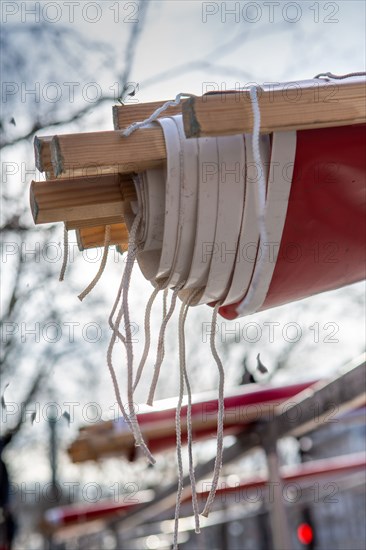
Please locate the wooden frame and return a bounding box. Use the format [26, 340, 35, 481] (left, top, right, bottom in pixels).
[32, 77, 366, 251]
[182, 77, 366, 137]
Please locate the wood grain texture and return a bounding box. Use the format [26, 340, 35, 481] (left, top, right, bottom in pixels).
[51, 127, 166, 176]
[65, 217, 124, 230]
[112, 99, 185, 130]
[34, 136, 53, 174]
[183, 78, 366, 137]
[76, 223, 129, 250]
[30, 174, 136, 224]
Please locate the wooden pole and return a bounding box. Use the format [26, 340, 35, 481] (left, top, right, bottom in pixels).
[34, 136, 55, 177]
[76, 224, 129, 250]
[50, 128, 166, 177]
[262, 423, 292, 550]
[182, 77, 366, 137]
[30, 174, 136, 225]
[112, 99, 184, 130]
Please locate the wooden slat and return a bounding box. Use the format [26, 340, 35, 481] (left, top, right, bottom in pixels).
[34, 136, 54, 175]
[30, 174, 136, 225]
[183, 77, 366, 137]
[34, 137, 121, 180]
[65, 217, 124, 230]
[53, 166, 137, 179]
[112, 99, 185, 130]
[51, 128, 166, 176]
[77, 223, 129, 250]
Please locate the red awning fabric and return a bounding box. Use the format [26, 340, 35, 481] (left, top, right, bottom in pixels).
[220, 124, 366, 319]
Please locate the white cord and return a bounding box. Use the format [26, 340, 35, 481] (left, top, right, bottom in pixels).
[121, 93, 196, 137]
[78, 225, 111, 301]
[146, 287, 180, 406]
[201, 303, 225, 517]
[237, 86, 269, 315]
[59, 225, 69, 282]
[107, 213, 155, 465]
[133, 286, 160, 392]
[173, 290, 201, 549]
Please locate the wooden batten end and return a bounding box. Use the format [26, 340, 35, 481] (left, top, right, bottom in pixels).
[65, 216, 124, 230]
[34, 136, 43, 172]
[75, 229, 85, 251]
[51, 136, 64, 177]
[119, 175, 137, 202]
[115, 243, 128, 255]
[29, 181, 39, 223]
[182, 97, 201, 138]
[112, 105, 120, 130]
[34, 135, 53, 174]
[77, 223, 129, 250]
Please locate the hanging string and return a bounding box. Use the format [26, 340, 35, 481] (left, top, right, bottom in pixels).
[146, 287, 180, 406]
[163, 288, 168, 318]
[237, 86, 268, 315]
[78, 225, 111, 301]
[201, 303, 225, 518]
[121, 93, 197, 137]
[181, 291, 201, 534]
[133, 286, 160, 392]
[106, 248, 133, 434]
[59, 225, 69, 282]
[107, 213, 155, 465]
[108, 257, 126, 344]
[173, 290, 201, 550]
[122, 220, 148, 456]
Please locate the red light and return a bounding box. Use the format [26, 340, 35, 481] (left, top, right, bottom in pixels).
[297, 523, 313, 545]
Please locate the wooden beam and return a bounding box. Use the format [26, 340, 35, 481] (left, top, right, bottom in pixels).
[64, 217, 124, 230]
[183, 77, 366, 137]
[34, 135, 52, 172]
[273, 356, 366, 439]
[112, 99, 185, 130]
[76, 223, 129, 250]
[50, 128, 166, 176]
[108, 357, 365, 535]
[30, 174, 136, 225]
[34, 136, 56, 178]
[34, 137, 125, 179]
[109, 433, 259, 534]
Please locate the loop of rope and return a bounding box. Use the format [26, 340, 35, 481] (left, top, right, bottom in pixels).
[121, 93, 197, 137]
[78, 225, 111, 301]
[59, 225, 69, 282]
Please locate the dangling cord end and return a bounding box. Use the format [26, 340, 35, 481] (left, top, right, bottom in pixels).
[133, 287, 160, 393]
[173, 296, 188, 550]
[183, 290, 201, 534]
[146, 287, 180, 406]
[201, 303, 225, 518]
[173, 290, 201, 548]
[59, 225, 69, 282]
[123, 214, 156, 465]
[78, 225, 111, 301]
